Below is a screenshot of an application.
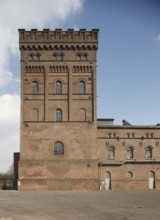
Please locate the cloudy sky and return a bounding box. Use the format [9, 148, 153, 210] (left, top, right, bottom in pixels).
[0, 0, 160, 172]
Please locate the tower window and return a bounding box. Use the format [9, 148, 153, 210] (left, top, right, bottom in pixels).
[79, 80, 86, 94]
[32, 81, 39, 95]
[84, 54, 88, 61]
[127, 147, 133, 159]
[77, 55, 81, 61]
[59, 54, 64, 61]
[53, 54, 57, 61]
[146, 146, 152, 159]
[55, 81, 62, 94]
[54, 141, 64, 155]
[36, 54, 40, 61]
[29, 53, 34, 61]
[56, 109, 62, 122]
[108, 146, 115, 159]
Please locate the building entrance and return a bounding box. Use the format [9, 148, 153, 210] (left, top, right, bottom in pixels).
[149, 171, 155, 189]
[105, 171, 111, 190]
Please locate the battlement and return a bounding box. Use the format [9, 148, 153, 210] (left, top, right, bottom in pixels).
[18, 29, 99, 43]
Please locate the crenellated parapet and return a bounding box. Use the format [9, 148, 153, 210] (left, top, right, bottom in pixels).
[19, 29, 99, 51]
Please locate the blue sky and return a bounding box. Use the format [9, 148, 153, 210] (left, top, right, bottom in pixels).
[0, 0, 160, 172]
[80, 0, 160, 125]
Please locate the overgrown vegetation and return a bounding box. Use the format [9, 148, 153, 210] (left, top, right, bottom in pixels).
[0, 164, 14, 190]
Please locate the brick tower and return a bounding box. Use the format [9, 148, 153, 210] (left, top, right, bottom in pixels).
[18, 29, 99, 190]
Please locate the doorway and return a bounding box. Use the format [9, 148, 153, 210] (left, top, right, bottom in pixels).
[105, 171, 111, 190]
[149, 171, 155, 189]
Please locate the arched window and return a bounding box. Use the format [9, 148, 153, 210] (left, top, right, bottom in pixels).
[79, 108, 86, 121]
[84, 54, 88, 61]
[146, 146, 152, 159]
[77, 54, 81, 61]
[108, 146, 115, 159]
[32, 81, 39, 95]
[127, 147, 133, 159]
[32, 108, 39, 121]
[29, 54, 33, 61]
[53, 54, 57, 61]
[79, 80, 86, 94]
[59, 54, 64, 61]
[36, 54, 40, 61]
[54, 141, 64, 155]
[55, 81, 62, 94]
[128, 171, 133, 178]
[56, 109, 62, 122]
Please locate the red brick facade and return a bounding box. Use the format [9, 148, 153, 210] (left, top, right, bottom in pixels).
[18, 29, 160, 190]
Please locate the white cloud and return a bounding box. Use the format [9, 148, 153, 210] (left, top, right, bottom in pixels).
[0, 94, 20, 173]
[0, 0, 84, 87]
[0, 0, 84, 172]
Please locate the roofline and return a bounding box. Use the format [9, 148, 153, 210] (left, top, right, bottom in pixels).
[97, 125, 160, 129]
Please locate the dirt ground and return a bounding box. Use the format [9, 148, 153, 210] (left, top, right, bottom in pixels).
[0, 190, 160, 220]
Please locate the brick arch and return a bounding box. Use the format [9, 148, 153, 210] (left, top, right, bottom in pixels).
[32, 108, 39, 121]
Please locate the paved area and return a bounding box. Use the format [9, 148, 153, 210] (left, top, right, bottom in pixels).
[0, 190, 160, 220]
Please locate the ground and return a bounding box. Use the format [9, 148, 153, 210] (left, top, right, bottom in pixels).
[0, 190, 160, 220]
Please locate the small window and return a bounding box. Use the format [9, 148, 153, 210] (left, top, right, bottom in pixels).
[29, 54, 34, 61]
[79, 80, 86, 94]
[127, 147, 133, 159]
[32, 81, 39, 95]
[53, 54, 57, 61]
[36, 54, 40, 61]
[151, 133, 154, 138]
[55, 81, 62, 94]
[54, 141, 64, 155]
[108, 146, 115, 159]
[128, 171, 133, 178]
[56, 109, 62, 122]
[59, 54, 64, 61]
[146, 146, 152, 159]
[77, 55, 81, 61]
[84, 54, 88, 61]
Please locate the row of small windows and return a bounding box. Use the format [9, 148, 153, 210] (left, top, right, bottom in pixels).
[73, 65, 92, 73]
[53, 53, 64, 61]
[28, 53, 90, 61]
[31, 107, 87, 122]
[108, 146, 153, 159]
[30, 108, 63, 122]
[49, 65, 68, 72]
[106, 141, 160, 147]
[29, 53, 64, 61]
[29, 53, 41, 61]
[31, 80, 86, 95]
[25, 65, 92, 73]
[25, 66, 45, 73]
[77, 53, 88, 61]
